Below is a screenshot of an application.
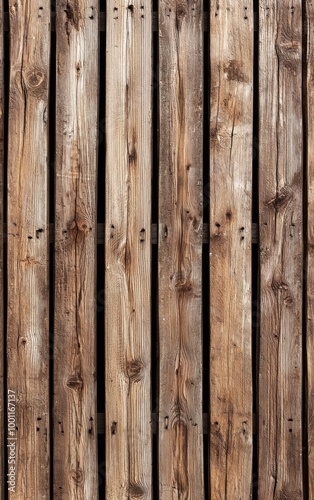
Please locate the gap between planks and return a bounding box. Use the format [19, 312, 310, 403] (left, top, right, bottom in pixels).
[2, 223, 258, 244]
[2, 12, 258, 32]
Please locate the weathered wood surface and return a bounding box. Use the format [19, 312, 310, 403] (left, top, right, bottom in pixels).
[105, 1, 152, 498]
[209, 1, 253, 498]
[7, 1, 50, 497]
[0, 1, 3, 497]
[53, 1, 99, 498]
[158, 1, 204, 498]
[307, 1, 314, 497]
[258, 1, 303, 498]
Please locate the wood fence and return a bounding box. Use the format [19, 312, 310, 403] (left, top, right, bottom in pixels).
[0, 0, 313, 499]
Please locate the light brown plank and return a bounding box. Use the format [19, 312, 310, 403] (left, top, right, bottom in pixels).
[7, 1, 50, 497]
[158, 1, 204, 498]
[53, 1, 99, 498]
[258, 1, 303, 498]
[105, 1, 152, 498]
[0, 1, 3, 497]
[306, 1, 314, 497]
[209, 1, 253, 498]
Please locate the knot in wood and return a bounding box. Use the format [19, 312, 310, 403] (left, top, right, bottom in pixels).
[172, 272, 193, 293]
[275, 37, 301, 72]
[70, 466, 84, 486]
[23, 69, 47, 98]
[128, 483, 145, 498]
[266, 187, 292, 211]
[64, 0, 81, 30]
[126, 359, 145, 382]
[223, 60, 247, 83]
[175, 0, 188, 30]
[66, 374, 83, 391]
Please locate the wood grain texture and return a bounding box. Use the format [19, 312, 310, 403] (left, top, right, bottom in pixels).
[209, 2, 253, 498]
[7, 1, 50, 497]
[306, 1, 314, 497]
[105, 1, 152, 498]
[258, 1, 303, 498]
[53, 1, 99, 498]
[158, 1, 204, 498]
[0, 1, 3, 497]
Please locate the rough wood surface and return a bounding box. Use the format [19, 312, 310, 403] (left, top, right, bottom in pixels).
[306, 1, 314, 497]
[258, 1, 303, 498]
[53, 1, 99, 498]
[209, 1, 253, 498]
[7, 1, 50, 497]
[0, 1, 3, 497]
[105, 1, 152, 498]
[158, 1, 204, 498]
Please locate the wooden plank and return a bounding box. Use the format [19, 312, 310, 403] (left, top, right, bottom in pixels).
[7, 1, 50, 497]
[105, 1, 152, 498]
[53, 1, 99, 498]
[209, 1, 253, 498]
[158, 1, 204, 498]
[0, 1, 3, 497]
[258, 1, 303, 498]
[306, 1, 314, 497]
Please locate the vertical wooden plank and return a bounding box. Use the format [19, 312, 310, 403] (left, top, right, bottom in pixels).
[158, 1, 204, 498]
[306, 1, 314, 497]
[53, 1, 99, 498]
[7, 1, 50, 498]
[209, 2, 253, 498]
[105, 0, 152, 498]
[258, 1, 303, 498]
[0, 1, 3, 497]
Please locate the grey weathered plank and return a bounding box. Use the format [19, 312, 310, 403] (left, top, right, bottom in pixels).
[105, 0, 152, 498]
[158, 1, 204, 498]
[53, 1, 99, 498]
[209, 1, 253, 498]
[7, 1, 50, 497]
[258, 1, 303, 498]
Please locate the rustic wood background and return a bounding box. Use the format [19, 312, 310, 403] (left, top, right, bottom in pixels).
[0, 0, 312, 498]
